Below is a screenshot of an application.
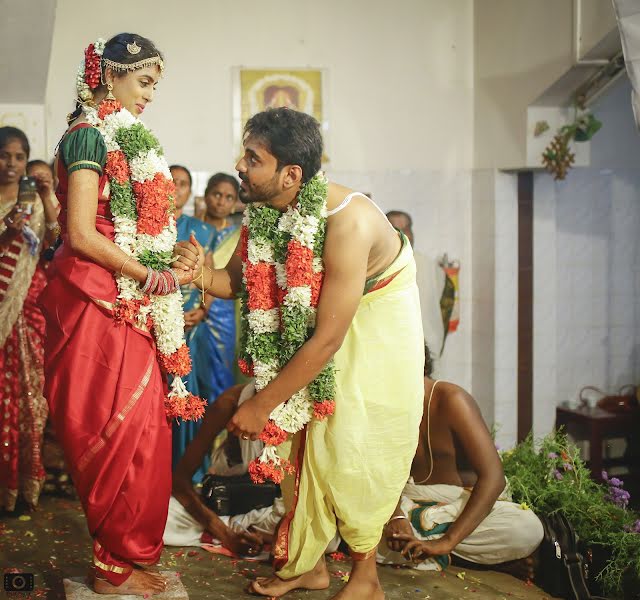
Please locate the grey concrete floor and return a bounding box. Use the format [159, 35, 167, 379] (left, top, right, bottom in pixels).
[0, 495, 555, 599]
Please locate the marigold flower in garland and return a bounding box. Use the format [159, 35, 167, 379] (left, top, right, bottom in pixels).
[164, 394, 186, 421]
[313, 400, 336, 420]
[310, 271, 324, 308]
[113, 297, 148, 325]
[286, 240, 314, 287]
[105, 150, 130, 184]
[238, 358, 254, 377]
[98, 99, 123, 120]
[158, 343, 192, 377]
[239, 226, 249, 262]
[132, 173, 174, 235]
[259, 420, 288, 446]
[245, 262, 279, 310]
[248, 458, 295, 485]
[181, 394, 207, 421]
[165, 392, 206, 422]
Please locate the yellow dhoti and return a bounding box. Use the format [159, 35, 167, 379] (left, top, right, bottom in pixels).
[275, 238, 424, 578]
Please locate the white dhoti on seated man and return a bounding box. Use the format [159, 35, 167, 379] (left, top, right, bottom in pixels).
[164, 382, 340, 555]
[379, 344, 544, 572]
[377, 479, 543, 570]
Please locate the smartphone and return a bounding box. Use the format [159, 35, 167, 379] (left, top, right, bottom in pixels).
[17, 176, 37, 215]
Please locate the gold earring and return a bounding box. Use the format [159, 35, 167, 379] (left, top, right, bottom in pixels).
[106, 83, 115, 101]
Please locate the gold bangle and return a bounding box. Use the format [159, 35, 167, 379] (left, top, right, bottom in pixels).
[45, 220, 61, 238]
[119, 256, 134, 276]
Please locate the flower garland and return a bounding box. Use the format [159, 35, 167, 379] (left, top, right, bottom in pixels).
[238, 173, 337, 484]
[77, 48, 204, 422]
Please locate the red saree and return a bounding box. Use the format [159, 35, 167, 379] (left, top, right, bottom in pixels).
[0, 198, 48, 511]
[40, 124, 171, 584]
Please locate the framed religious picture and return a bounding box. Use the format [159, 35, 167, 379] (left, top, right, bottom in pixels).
[232, 68, 329, 162]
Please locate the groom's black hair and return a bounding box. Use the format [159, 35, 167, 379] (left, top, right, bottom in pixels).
[243, 108, 323, 184]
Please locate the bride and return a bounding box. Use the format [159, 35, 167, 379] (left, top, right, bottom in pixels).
[40, 33, 201, 596]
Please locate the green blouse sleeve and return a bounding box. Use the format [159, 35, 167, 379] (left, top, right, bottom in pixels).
[60, 126, 107, 175]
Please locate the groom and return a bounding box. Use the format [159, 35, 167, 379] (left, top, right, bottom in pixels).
[196, 107, 424, 599]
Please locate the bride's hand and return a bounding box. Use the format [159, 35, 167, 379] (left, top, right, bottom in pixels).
[173, 236, 201, 272]
[189, 234, 208, 289]
[175, 268, 195, 286]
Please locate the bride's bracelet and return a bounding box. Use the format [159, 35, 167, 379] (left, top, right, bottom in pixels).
[141, 268, 180, 296]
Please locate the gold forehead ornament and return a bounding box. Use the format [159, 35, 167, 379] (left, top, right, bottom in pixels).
[127, 41, 141, 55]
[102, 55, 165, 76]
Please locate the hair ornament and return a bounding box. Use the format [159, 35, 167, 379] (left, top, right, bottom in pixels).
[76, 38, 106, 103]
[102, 56, 164, 75]
[127, 41, 142, 55]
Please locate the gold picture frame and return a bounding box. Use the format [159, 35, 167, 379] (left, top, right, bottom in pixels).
[232, 68, 328, 162]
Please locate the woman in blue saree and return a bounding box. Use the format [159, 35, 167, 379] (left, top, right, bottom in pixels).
[200, 173, 241, 418]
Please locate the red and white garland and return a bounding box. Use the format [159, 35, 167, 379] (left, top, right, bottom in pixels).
[77, 39, 204, 421]
[238, 173, 337, 483]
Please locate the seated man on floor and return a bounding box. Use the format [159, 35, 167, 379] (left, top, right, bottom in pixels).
[379, 344, 543, 571]
[165, 382, 267, 556]
[165, 383, 340, 556]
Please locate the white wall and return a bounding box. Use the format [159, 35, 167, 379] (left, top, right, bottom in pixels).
[0, 104, 47, 160]
[474, 0, 617, 170]
[471, 169, 518, 448]
[0, 1, 56, 104]
[533, 76, 640, 437]
[45, 0, 474, 172]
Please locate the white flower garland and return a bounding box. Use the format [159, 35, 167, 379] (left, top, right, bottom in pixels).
[83, 104, 188, 380]
[243, 181, 328, 442]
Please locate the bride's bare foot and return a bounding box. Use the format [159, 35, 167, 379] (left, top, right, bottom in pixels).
[249, 558, 329, 597]
[93, 569, 167, 596]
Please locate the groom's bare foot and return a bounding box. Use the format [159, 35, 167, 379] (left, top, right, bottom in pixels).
[331, 550, 384, 600]
[93, 569, 167, 596]
[249, 560, 329, 597]
[331, 578, 385, 600]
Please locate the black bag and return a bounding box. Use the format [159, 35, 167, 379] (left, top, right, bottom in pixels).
[535, 512, 608, 600]
[200, 473, 280, 516]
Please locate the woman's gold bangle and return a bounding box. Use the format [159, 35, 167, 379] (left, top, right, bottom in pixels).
[119, 256, 134, 276]
[46, 221, 61, 238]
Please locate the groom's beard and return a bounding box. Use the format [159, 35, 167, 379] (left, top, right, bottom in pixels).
[239, 174, 280, 204]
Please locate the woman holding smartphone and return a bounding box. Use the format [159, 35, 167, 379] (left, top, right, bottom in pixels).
[0, 126, 59, 513]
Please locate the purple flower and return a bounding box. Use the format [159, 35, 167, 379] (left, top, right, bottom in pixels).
[602, 470, 609, 481]
[605, 486, 630, 508]
[624, 520, 640, 533]
[563, 463, 574, 471]
[554, 470, 564, 480]
[548, 452, 558, 459]
[609, 477, 624, 487]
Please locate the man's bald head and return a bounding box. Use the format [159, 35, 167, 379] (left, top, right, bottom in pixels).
[386, 210, 414, 246]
